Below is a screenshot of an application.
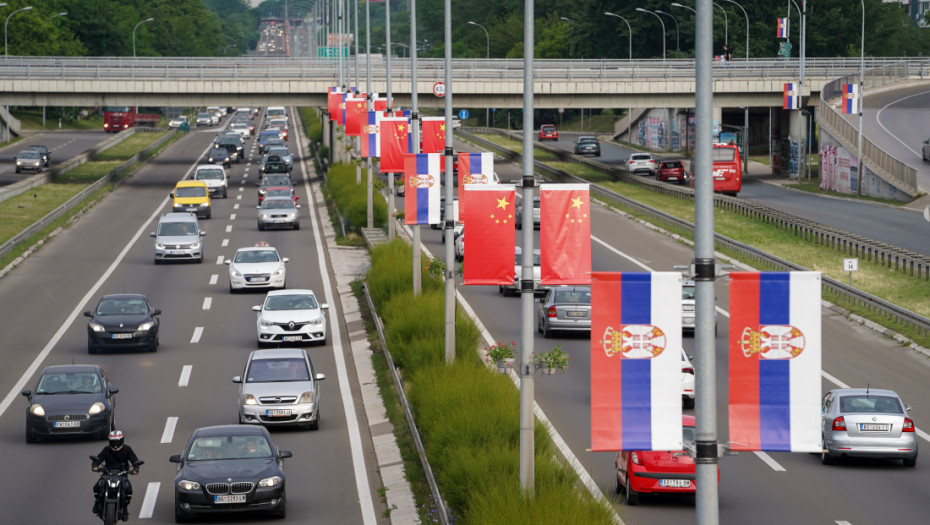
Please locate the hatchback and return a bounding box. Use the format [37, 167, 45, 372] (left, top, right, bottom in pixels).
[84, 294, 161, 353]
[538, 124, 558, 141]
[233, 348, 325, 429]
[658, 160, 686, 183]
[252, 289, 329, 347]
[14, 150, 43, 173]
[22, 364, 118, 442]
[820, 388, 917, 467]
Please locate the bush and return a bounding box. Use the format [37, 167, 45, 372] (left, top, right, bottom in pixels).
[298, 107, 324, 143]
[327, 163, 387, 231]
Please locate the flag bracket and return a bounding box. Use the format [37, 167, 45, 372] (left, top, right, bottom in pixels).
[520, 279, 535, 293]
[694, 440, 720, 464]
[444, 147, 454, 156]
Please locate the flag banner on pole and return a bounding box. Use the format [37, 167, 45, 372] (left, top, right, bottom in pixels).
[395, 108, 411, 118]
[728, 271, 822, 452]
[403, 154, 441, 225]
[776, 17, 789, 39]
[540, 184, 591, 285]
[344, 97, 367, 136]
[462, 184, 516, 285]
[360, 110, 383, 159]
[421, 117, 445, 154]
[379, 117, 409, 172]
[373, 98, 389, 112]
[457, 152, 495, 222]
[783, 83, 799, 110]
[842, 84, 857, 115]
[327, 87, 341, 119]
[334, 92, 347, 126]
[590, 272, 683, 451]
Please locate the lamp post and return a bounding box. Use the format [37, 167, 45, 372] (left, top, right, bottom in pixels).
[132, 17, 154, 58]
[655, 10, 680, 51]
[713, 2, 727, 48]
[51, 11, 67, 20]
[801, 109, 813, 182]
[44, 12, 68, 128]
[721, 0, 748, 174]
[5, 5, 32, 58]
[720, 0, 747, 59]
[559, 17, 583, 128]
[671, 2, 696, 15]
[788, 0, 805, 179]
[604, 11, 633, 143]
[857, 0, 864, 195]
[635, 8, 666, 61]
[467, 21, 490, 126]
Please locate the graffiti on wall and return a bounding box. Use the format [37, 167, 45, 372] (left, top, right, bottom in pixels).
[819, 137, 858, 194]
[636, 117, 667, 150]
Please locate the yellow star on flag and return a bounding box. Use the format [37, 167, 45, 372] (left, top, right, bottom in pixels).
[570, 196, 584, 209]
[496, 197, 510, 210]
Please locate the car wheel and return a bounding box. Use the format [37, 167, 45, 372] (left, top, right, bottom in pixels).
[154, 258, 161, 265]
[197, 255, 203, 264]
[308, 410, 320, 431]
[25, 429, 37, 444]
[15, 168, 20, 174]
[174, 502, 189, 523]
[149, 338, 158, 353]
[258, 223, 265, 231]
[205, 210, 212, 220]
[499, 286, 504, 295]
[683, 396, 695, 409]
[294, 222, 300, 230]
[542, 322, 551, 339]
[625, 474, 639, 505]
[904, 457, 917, 468]
[820, 438, 834, 465]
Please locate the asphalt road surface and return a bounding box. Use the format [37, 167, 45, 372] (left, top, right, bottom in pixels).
[0, 131, 115, 189]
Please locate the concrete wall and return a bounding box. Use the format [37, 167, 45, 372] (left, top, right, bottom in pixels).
[818, 132, 912, 202]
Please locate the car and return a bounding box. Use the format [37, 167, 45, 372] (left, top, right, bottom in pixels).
[232, 116, 254, 135]
[658, 160, 686, 183]
[266, 106, 287, 121]
[627, 153, 657, 176]
[233, 348, 326, 429]
[193, 164, 228, 199]
[27, 144, 50, 167]
[21, 364, 117, 443]
[260, 157, 290, 176]
[264, 137, 287, 152]
[257, 197, 301, 231]
[14, 150, 43, 173]
[263, 186, 299, 204]
[170, 180, 211, 219]
[252, 289, 329, 347]
[257, 173, 293, 205]
[455, 232, 465, 261]
[451, 116, 462, 128]
[206, 146, 231, 168]
[262, 146, 293, 171]
[170, 425, 290, 521]
[538, 124, 558, 141]
[236, 107, 254, 120]
[226, 245, 288, 292]
[515, 196, 540, 230]
[267, 118, 288, 141]
[207, 106, 224, 119]
[214, 135, 244, 162]
[168, 115, 189, 129]
[430, 196, 459, 230]
[499, 246, 543, 296]
[440, 222, 464, 243]
[922, 137, 930, 161]
[681, 280, 717, 336]
[195, 112, 214, 127]
[84, 294, 161, 354]
[820, 388, 917, 467]
[573, 136, 601, 156]
[681, 348, 695, 408]
[228, 122, 251, 140]
[535, 285, 591, 338]
[151, 212, 206, 264]
[257, 129, 281, 154]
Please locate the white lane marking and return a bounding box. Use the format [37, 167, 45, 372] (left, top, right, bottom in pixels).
[139, 482, 160, 519]
[178, 365, 192, 387]
[209, 274, 218, 285]
[836, 521, 852, 525]
[160, 417, 178, 444]
[230, 213, 236, 220]
[221, 238, 229, 247]
[822, 371, 850, 389]
[297, 116, 377, 525]
[202, 297, 212, 310]
[233, 203, 239, 210]
[215, 255, 224, 265]
[226, 225, 232, 232]
[753, 451, 786, 472]
[592, 235, 653, 271]
[190, 327, 203, 344]
[237, 193, 242, 199]
[874, 90, 930, 160]
[918, 429, 930, 443]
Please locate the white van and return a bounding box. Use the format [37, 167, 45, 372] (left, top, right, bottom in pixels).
[267, 106, 287, 121]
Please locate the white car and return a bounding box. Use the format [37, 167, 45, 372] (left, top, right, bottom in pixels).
[681, 349, 695, 408]
[455, 232, 465, 261]
[253, 289, 329, 347]
[229, 122, 251, 140]
[681, 280, 717, 336]
[499, 246, 542, 296]
[193, 164, 228, 199]
[226, 245, 288, 292]
[168, 115, 188, 129]
[627, 153, 657, 176]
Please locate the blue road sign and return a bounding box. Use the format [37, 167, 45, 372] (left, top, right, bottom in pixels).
[458, 109, 469, 120]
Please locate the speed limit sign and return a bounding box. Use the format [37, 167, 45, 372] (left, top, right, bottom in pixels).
[432, 81, 446, 97]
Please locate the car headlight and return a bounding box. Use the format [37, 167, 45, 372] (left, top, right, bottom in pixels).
[309, 318, 323, 326]
[258, 476, 282, 488]
[259, 318, 275, 327]
[260, 214, 270, 220]
[16, 160, 22, 165]
[274, 267, 285, 276]
[230, 268, 242, 278]
[177, 480, 201, 491]
[200, 202, 210, 207]
[191, 242, 201, 249]
[297, 391, 315, 404]
[242, 394, 258, 406]
[89, 322, 106, 333]
[155, 243, 166, 249]
[88, 402, 106, 415]
[287, 213, 296, 219]
[208, 157, 215, 162]
[30, 404, 45, 416]
[137, 321, 155, 331]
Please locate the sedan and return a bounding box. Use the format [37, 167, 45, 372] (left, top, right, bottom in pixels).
[170, 425, 290, 521]
[515, 196, 541, 230]
[21, 364, 117, 443]
[226, 245, 288, 292]
[536, 285, 591, 338]
[257, 197, 301, 231]
[14, 150, 43, 173]
[195, 112, 214, 127]
[658, 160, 686, 184]
[206, 147, 231, 168]
[820, 388, 917, 467]
[257, 173, 293, 205]
[233, 348, 326, 429]
[84, 294, 161, 354]
[573, 136, 601, 156]
[252, 289, 329, 347]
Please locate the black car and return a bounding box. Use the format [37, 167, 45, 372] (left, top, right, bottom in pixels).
[27, 144, 50, 167]
[260, 156, 290, 175]
[170, 425, 290, 521]
[573, 136, 601, 157]
[21, 364, 117, 443]
[214, 136, 244, 162]
[207, 147, 231, 168]
[84, 294, 161, 354]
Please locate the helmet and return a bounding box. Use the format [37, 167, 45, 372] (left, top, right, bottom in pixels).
[108, 430, 125, 449]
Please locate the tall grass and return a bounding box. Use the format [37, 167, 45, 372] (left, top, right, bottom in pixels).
[327, 163, 387, 231]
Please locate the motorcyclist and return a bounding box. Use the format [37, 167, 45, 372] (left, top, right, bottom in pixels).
[92, 430, 141, 521]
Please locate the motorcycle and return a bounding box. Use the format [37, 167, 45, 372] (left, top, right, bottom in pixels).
[90, 456, 143, 525]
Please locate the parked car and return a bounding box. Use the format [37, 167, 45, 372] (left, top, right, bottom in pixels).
[515, 196, 541, 230]
[151, 212, 206, 264]
[193, 164, 228, 199]
[14, 150, 43, 173]
[658, 160, 686, 183]
[226, 244, 288, 292]
[252, 289, 329, 347]
[627, 153, 657, 176]
[820, 388, 917, 467]
[573, 136, 601, 156]
[538, 124, 558, 141]
[535, 285, 591, 337]
[84, 294, 161, 354]
[454, 232, 465, 261]
[233, 348, 325, 429]
[257, 197, 301, 231]
[27, 145, 50, 167]
[21, 364, 117, 442]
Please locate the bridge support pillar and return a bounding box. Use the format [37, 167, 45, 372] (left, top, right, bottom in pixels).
[712, 106, 722, 142]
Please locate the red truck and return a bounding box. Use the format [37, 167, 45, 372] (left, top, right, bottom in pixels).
[102, 106, 161, 132]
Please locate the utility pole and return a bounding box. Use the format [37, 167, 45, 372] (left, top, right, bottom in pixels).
[410, 0, 422, 296]
[442, 0, 455, 364]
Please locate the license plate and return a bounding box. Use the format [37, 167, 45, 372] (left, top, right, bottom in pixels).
[186, 207, 197, 212]
[859, 423, 890, 431]
[282, 335, 302, 342]
[659, 479, 691, 488]
[165, 250, 177, 255]
[566, 311, 588, 318]
[272, 219, 285, 223]
[248, 277, 267, 282]
[53, 421, 81, 428]
[111, 333, 133, 339]
[214, 494, 246, 504]
[266, 409, 292, 417]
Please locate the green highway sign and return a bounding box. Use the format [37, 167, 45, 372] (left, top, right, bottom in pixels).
[318, 47, 349, 59]
[778, 41, 793, 58]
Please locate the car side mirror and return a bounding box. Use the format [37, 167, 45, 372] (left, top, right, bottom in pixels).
[232, 376, 242, 384]
[295, 204, 302, 209]
[169, 193, 174, 198]
[21, 389, 30, 397]
[200, 231, 207, 237]
[256, 205, 261, 209]
[169, 454, 181, 463]
[153, 309, 162, 316]
[905, 404, 912, 412]
[84, 311, 93, 317]
[279, 450, 293, 459]
[321, 303, 330, 310]
[282, 258, 289, 263]
[688, 354, 694, 361]
[315, 373, 326, 381]
[225, 260, 231, 265]
[108, 387, 119, 395]
[150, 232, 156, 237]
[252, 305, 261, 312]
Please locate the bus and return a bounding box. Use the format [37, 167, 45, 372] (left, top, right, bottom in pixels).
[688, 143, 742, 196]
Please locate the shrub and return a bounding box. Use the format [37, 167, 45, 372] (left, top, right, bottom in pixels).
[326, 163, 387, 231]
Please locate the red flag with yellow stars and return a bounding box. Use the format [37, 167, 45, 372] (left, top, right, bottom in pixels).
[344, 97, 367, 136]
[379, 117, 409, 172]
[421, 117, 445, 154]
[540, 184, 591, 284]
[463, 184, 516, 285]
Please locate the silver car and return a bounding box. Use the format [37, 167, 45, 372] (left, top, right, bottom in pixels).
[150, 213, 205, 264]
[15, 150, 43, 173]
[257, 197, 300, 230]
[226, 245, 288, 292]
[681, 280, 717, 336]
[627, 153, 657, 175]
[821, 388, 917, 467]
[233, 348, 325, 429]
[252, 289, 329, 347]
[535, 285, 591, 337]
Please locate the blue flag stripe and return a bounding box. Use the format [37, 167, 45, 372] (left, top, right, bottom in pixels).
[621, 359, 652, 449]
[759, 272, 791, 450]
[620, 273, 651, 325]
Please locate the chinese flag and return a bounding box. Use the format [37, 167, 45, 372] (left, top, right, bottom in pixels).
[344, 97, 367, 136]
[373, 97, 389, 112]
[463, 184, 516, 285]
[327, 88, 341, 120]
[540, 184, 591, 284]
[379, 117, 408, 172]
[421, 117, 445, 154]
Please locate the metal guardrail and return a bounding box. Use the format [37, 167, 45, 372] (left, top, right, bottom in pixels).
[459, 128, 930, 338]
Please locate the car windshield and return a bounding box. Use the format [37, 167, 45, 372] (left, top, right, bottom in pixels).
[264, 294, 318, 311]
[682, 286, 696, 300]
[260, 131, 279, 138]
[105, 106, 131, 113]
[266, 189, 293, 199]
[197, 112, 210, 119]
[37, 372, 101, 394]
[19, 151, 39, 159]
[235, 250, 280, 263]
[95, 298, 148, 316]
[176, 186, 207, 198]
[157, 222, 198, 236]
[663, 162, 683, 169]
[631, 154, 651, 161]
[839, 395, 903, 414]
[27, 146, 46, 153]
[541, 125, 555, 131]
[267, 148, 289, 157]
[187, 436, 273, 461]
[712, 148, 736, 162]
[553, 290, 591, 304]
[262, 176, 290, 187]
[263, 199, 295, 210]
[578, 137, 597, 144]
[209, 149, 228, 157]
[246, 357, 310, 382]
[196, 169, 224, 181]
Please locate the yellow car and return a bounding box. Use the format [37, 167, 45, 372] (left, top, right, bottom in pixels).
[170, 180, 211, 219]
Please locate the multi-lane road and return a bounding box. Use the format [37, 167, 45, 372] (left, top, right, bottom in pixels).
[0, 131, 115, 189]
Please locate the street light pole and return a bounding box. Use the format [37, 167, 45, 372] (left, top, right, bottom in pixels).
[713, 2, 727, 48]
[857, 0, 864, 195]
[721, 0, 749, 174]
[655, 10, 680, 51]
[43, 12, 68, 128]
[604, 12, 632, 143]
[410, 0, 421, 296]
[635, 8, 666, 61]
[721, 0, 748, 59]
[467, 21, 490, 127]
[5, 5, 32, 58]
[132, 17, 154, 58]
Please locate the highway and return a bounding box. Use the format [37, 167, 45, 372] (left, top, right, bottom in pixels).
[0, 113, 383, 523]
[0, 131, 114, 189]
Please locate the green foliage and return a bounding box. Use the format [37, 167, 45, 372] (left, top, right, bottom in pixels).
[326, 163, 387, 231]
[298, 107, 324, 143]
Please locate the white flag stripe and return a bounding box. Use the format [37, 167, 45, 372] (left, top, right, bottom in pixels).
[649, 272, 684, 451]
[789, 272, 822, 452]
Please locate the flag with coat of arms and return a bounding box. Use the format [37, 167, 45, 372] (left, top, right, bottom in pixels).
[457, 152, 495, 223]
[462, 184, 516, 285]
[842, 84, 857, 115]
[776, 17, 789, 39]
[360, 110, 383, 159]
[403, 153, 441, 225]
[540, 184, 591, 285]
[783, 83, 799, 110]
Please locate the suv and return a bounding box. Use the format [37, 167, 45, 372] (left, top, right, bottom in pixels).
[170, 180, 212, 219]
[573, 136, 601, 156]
[27, 145, 50, 167]
[658, 160, 685, 184]
[193, 165, 229, 199]
[627, 153, 657, 176]
[151, 213, 206, 264]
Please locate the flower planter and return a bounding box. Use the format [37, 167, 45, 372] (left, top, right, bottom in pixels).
[542, 366, 559, 375]
[496, 358, 515, 374]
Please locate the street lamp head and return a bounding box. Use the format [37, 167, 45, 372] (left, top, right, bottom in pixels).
[604, 11, 617, 17]
[51, 12, 67, 19]
[144, 17, 154, 22]
[635, 7, 648, 13]
[560, 17, 574, 24]
[671, 2, 683, 7]
[467, 21, 478, 26]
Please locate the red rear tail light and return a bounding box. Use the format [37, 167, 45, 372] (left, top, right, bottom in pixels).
[832, 416, 846, 431]
[631, 452, 641, 465]
[547, 307, 557, 318]
[903, 418, 915, 432]
[682, 367, 694, 375]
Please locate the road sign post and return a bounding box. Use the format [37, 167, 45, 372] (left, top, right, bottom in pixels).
[843, 258, 858, 286]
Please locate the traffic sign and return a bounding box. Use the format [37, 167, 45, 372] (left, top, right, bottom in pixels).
[778, 42, 792, 58]
[432, 81, 446, 97]
[458, 109, 469, 120]
[843, 258, 858, 272]
[558, 108, 565, 114]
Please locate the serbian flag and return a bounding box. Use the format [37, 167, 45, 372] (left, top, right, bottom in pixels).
[334, 93, 347, 126]
[380, 117, 409, 172]
[783, 83, 799, 110]
[462, 184, 516, 285]
[776, 17, 789, 39]
[360, 110, 383, 159]
[457, 152, 495, 222]
[842, 84, 857, 115]
[540, 184, 591, 285]
[728, 272, 822, 453]
[344, 97, 367, 136]
[327, 87, 341, 120]
[590, 272, 683, 451]
[403, 153, 441, 225]
[421, 117, 445, 154]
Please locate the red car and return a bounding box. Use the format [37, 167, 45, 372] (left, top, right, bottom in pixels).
[615, 415, 717, 505]
[658, 160, 686, 184]
[259, 186, 298, 206]
[538, 124, 558, 141]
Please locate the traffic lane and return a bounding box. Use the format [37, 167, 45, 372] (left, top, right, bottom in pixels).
[864, 83, 930, 190]
[0, 131, 114, 187]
